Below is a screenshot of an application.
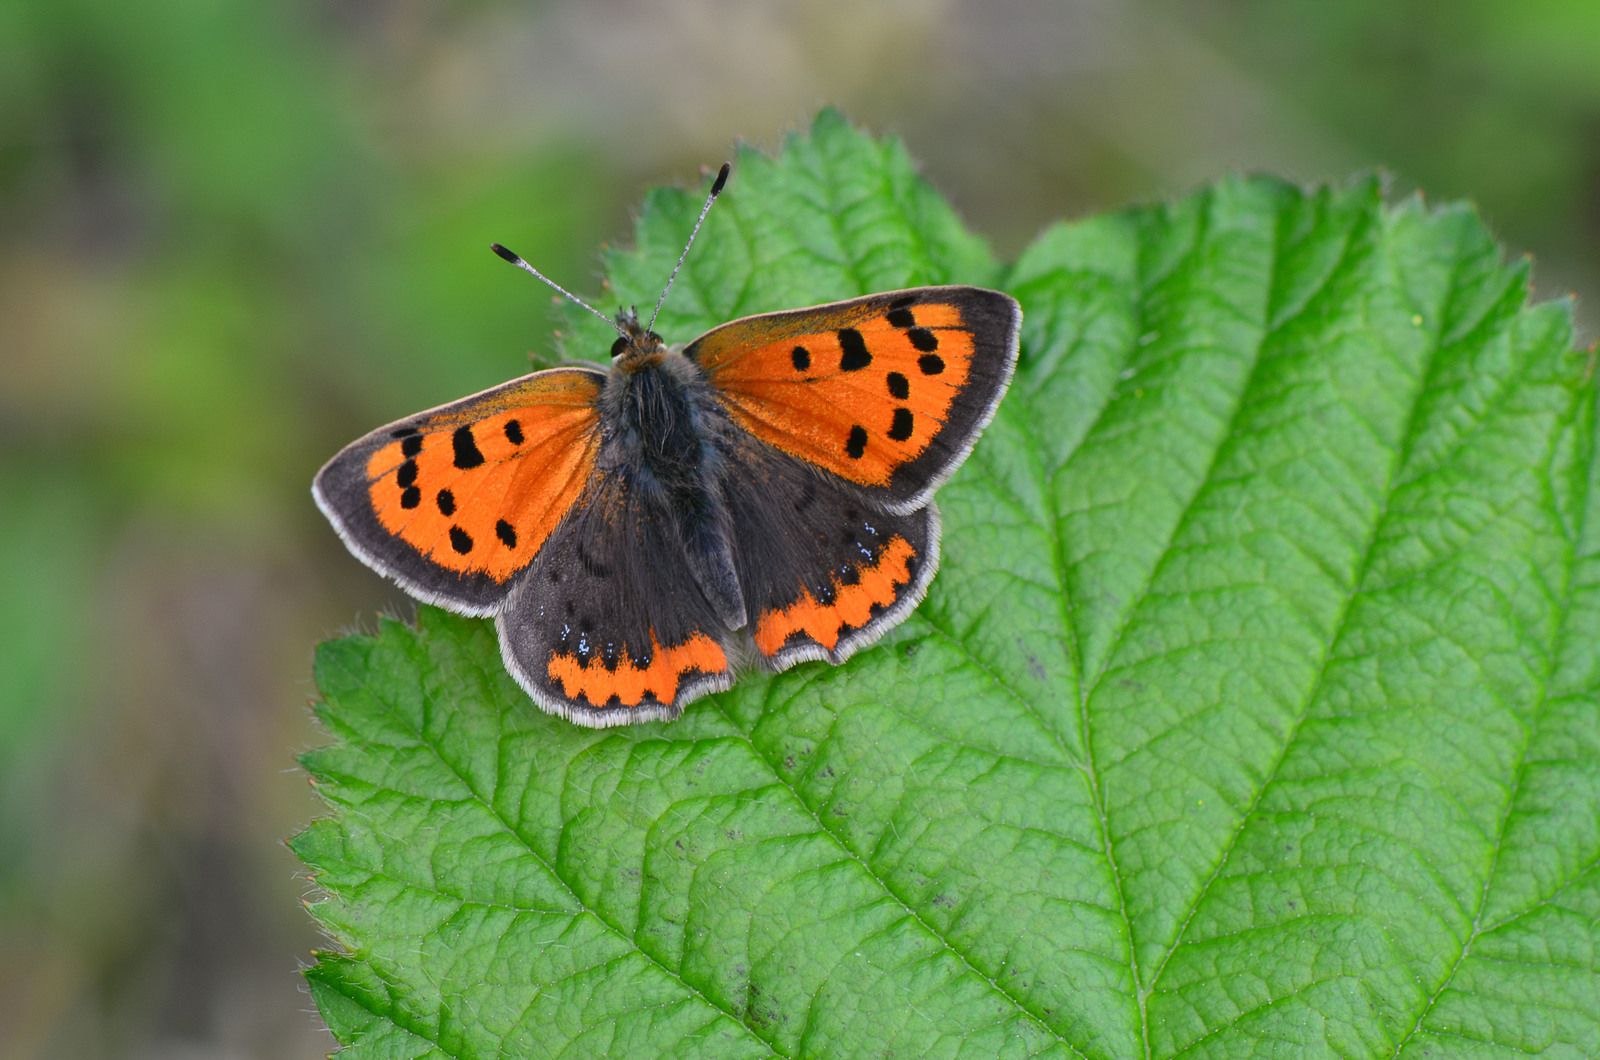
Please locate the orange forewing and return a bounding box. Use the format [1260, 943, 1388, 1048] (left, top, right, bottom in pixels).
[364, 372, 602, 582]
[689, 298, 974, 488]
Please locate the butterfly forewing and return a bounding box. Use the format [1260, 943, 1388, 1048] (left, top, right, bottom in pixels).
[313, 367, 604, 615]
[685, 286, 1020, 513]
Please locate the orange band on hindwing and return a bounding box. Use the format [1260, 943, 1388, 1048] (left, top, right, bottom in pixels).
[753, 535, 918, 655]
[545, 631, 729, 707]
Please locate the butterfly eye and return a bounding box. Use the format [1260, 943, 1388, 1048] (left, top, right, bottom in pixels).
[611, 335, 629, 358]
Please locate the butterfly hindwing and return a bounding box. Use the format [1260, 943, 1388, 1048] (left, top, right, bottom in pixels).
[496, 468, 736, 726]
[312, 367, 604, 615]
[686, 286, 1020, 514]
[720, 438, 939, 669]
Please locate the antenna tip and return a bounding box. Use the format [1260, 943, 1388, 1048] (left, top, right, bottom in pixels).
[490, 242, 521, 264]
[710, 162, 731, 197]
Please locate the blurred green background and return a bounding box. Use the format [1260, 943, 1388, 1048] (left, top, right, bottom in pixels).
[2, 1, 1597, 1055]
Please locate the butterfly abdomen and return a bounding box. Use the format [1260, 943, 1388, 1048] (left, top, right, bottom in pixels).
[599, 351, 747, 630]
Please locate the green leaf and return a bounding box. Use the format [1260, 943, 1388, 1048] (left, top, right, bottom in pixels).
[294, 112, 1600, 1057]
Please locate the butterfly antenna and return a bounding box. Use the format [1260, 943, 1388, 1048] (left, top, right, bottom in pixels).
[646, 161, 730, 333]
[489, 243, 628, 339]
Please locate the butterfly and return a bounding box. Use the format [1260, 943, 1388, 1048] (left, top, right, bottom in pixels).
[314, 163, 1020, 727]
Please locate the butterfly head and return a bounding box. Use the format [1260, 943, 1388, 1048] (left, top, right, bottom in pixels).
[609, 308, 667, 363]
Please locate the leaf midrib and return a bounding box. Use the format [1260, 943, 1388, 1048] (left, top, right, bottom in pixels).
[707, 679, 1091, 1058]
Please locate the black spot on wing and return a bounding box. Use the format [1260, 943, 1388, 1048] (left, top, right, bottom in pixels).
[400, 486, 420, 509]
[495, 519, 517, 548]
[838, 328, 871, 371]
[888, 408, 914, 441]
[887, 372, 909, 399]
[401, 434, 424, 457]
[449, 526, 473, 553]
[918, 353, 945, 375]
[504, 419, 524, 445]
[845, 425, 868, 459]
[907, 328, 938, 352]
[576, 542, 611, 578]
[795, 476, 817, 512]
[392, 426, 420, 438]
[887, 307, 915, 328]
[791, 345, 811, 371]
[452, 426, 485, 469]
[436, 489, 455, 515]
[396, 460, 417, 487]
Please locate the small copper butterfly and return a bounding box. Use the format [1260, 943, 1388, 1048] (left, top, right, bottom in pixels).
[314, 163, 1020, 726]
